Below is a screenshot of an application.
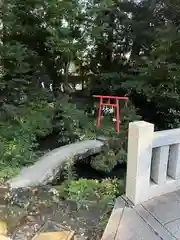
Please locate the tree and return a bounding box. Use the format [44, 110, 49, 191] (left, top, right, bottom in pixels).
[122, 0, 180, 129]
[2, 0, 87, 101]
[81, 0, 180, 129]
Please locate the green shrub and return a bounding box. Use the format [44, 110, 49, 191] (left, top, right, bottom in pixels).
[53, 98, 140, 173]
[55, 95, 123, 142]
[90, 102, 141, 172]
[0, 121, 37, 167]
[0, 96, 55, 180]
[62, 153, 77, 182]
[90, 150, 117, 173]
[0, 166, 20, 182]
[17, 99, 54, 138]
[56, 178, 124, 209]
[0, 92, 141, 180]
[54, 95, 98, 143]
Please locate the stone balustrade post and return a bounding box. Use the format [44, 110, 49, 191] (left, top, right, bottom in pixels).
[125, 121, 154, 204]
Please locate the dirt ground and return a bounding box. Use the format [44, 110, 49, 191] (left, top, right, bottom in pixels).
[0, 187, 110, 240]
[11, 200, 106, 240]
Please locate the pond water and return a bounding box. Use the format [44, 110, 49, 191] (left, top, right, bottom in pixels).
[37, 131, 65, 152]
[74, 161, 126, 180]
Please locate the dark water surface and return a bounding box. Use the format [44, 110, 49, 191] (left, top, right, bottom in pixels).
[74, 161, 126, 180]
[37, 131, 63, 151]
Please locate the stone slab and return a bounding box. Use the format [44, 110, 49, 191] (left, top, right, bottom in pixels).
[152, 128, 180, 148]
[101, 196, 162, 240]
[135, 204, 176, 240]
[102, 192, 180, 240]
[168, 144, 180, 179]
[142, 191, 180, 225]
[101, 197, 125, 240]
[9, 140, 104, 188]
[151, 146, 169, 184]
[165, 218, 180, 239]
[115, 204, 161, 240]
[33, 231, 74, 240]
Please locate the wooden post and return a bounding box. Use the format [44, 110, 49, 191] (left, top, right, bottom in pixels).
[116, 99, 120, 132]
[97, 96, 103, 128]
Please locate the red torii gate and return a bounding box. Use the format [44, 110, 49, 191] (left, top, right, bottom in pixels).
[93, 95, 128, 132]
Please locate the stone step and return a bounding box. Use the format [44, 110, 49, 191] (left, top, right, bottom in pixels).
[33, 231, 74, 240]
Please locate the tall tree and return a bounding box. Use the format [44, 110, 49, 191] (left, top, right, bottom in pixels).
[2, 0, 86, 102]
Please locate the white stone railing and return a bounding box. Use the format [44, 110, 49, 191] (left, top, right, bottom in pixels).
[125, 121, 180, 205]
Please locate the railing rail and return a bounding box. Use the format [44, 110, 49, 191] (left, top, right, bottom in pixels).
[153, 128, 180, 147]
[125, 121, 180, 205]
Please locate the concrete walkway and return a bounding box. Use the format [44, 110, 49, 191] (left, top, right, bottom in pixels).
[102, 190, 180, 240]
